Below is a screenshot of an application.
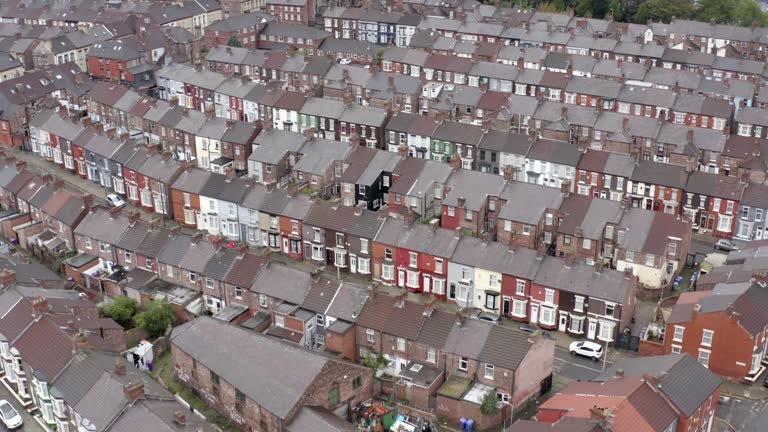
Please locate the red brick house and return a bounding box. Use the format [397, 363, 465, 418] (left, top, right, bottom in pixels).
[597, 354, 721, 432]
[267, 0, 315, 25]
[665, 280, 768, 382]
[373, 216, 459, 297]
[683, 171, 744, 238]
[123, 148, 185, 216]
[171, 317, 373, 432]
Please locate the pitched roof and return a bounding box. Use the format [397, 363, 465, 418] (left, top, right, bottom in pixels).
[533, 257, 633, 304]
[224, 253, 264, 288]
[596, 354, 721, 417]
[303, 201, 384, 240]
[356, 294, 428, 340]
[13, 317, 74, 381]
[478, 325, 538, 370]
[171, 317, 331, 419]
[251, 263, 312, 305]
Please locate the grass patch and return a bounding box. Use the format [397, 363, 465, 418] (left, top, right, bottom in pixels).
[151, 352, 241, 432]
[437, 375, 472, 399]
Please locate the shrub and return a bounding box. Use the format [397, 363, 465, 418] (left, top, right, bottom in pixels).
[103, 296, 138, 327]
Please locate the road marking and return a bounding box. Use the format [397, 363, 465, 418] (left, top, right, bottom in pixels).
[554, 356, 605, 373]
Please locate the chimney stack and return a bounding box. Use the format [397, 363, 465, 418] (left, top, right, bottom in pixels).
[174, 411, 187, 426]
[114, 359, 126, 376]
[615, 368, 624, 378]
[32, 297, 48, 316]
[124, 381, 145, 403]
[72, 329, 89, 352]
[0, 268, 16, 287]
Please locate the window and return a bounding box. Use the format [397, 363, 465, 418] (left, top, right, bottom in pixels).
[210, 371, 220, 385]
[366, 328, 375, 342]
[605, 303, 615, 317]
[145, 257, 154, 269]
[540, 307, 555, 325]
[259, 294, 267, 307]
[512, 299, 527, 317]
[336, 233, 345, 247]
[671, 345, 682, 354]
[189, 272, 197, 283]
[544, 289, 555, 304]
[698, 349, 710, 368]
[673, 326, 684, 342]
[124, 251, 132, 263]
[396, 337, 406, 352]
[235, 286, 243, 299]
[360, 238, 369, 254]
[427, 348, 436, 363]
[701, 329, 714, 346]
[352, 376, 362, 389]
[85, 238, 92, 249]
[385, 248, 393, 260]
[459, 357, 468, 371]
[522, 224, 531, 235]
[569, 316, 584, 333]
[205, 278, 214, 289]
[489, 274, 499, 288]
[447, 206, 455, 217]
[466, 210, 473, 221]
[582, 238, 592, 249]
[598, 322, 615, 341]
[645, 254, 655, 267]
[485, 292, 499, 310]
[275, 315, 284, 327]
[516, 280, 525, 295]
[382, 264, 394, 281]
[484, 364, 494, 379]
[574, 296, 584, 313]
[504, 220, 512, 231]
[328, 385, 340, 407]
[409, 252, 418, 267]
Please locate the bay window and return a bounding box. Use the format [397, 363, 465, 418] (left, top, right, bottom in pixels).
[540, 307, 556, 326]
[432, 278, 445, 294]
[485, 292, 499, 310]
[569, 316, 584, 333]
[598, 322, 615, 341]
[406, 270, 419, 288]
[512, 299, 527, 318]
[382, 264, 394, 281]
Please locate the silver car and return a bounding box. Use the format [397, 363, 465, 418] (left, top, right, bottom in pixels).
[0, 399, 23, 430]
[714, 239, 738, 252]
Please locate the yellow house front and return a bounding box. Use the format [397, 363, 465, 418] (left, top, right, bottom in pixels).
[473, 266, 503, 313]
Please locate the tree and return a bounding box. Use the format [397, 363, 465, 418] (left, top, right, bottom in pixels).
[696, 0, 732, 23]
[134, 300, 176, 338]
[609, 0, 624, 21]
[634, 0, 694, 23]
[480, 390, 498, 415]
[374, 48, 386, 66]
[575, 0, 594, 17]
[732, 0, 768, 26]
[103, 296, 138, 327]
[227, 34, 242, 48]
[552, 0, 566, 11]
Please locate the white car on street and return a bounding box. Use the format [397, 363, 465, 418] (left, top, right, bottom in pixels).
[569, 340, 603, 361]
[0, 399, 23, 429]
[105, 193, 126, 208]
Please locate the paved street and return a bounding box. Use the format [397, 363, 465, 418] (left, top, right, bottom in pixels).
[553, 346, 611, 383]
[0, 382, 43, 432]
[716, 396, 768, 432]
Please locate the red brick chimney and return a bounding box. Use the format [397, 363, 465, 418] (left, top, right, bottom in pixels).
[0, 268, 16, 287]
[32, 297, 49, 316]
[114, 358, 126, 376]
[124, 381, 145, 403]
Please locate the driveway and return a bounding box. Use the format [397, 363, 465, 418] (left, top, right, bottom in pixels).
[0, 383, 44, 432]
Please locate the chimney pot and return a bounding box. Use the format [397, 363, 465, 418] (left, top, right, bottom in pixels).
[114, 359, 126, 376]
[124, 381, 145, 403]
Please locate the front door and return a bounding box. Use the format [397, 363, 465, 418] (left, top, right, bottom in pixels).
[350, 256, 357, 273]
[397, 268, 405, 287]
[502, 297, 511, 316]
[423, 275, 431, 293]
[282, 238, 289, 254]
[588, 319, 597, 340]
[558, 313, 567, 332]
[530, 304, 539, 325]
[758, 227, 764, 240]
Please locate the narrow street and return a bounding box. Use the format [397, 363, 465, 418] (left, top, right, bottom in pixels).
[0, 382, 43, 432]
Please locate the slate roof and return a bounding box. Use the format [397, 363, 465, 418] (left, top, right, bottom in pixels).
[301, 275, 340, 314]
[443, 169, 505, 210]
[303, 201, 383, 240]
[157, 233, 193, 267]
[526, 138, 583, 166]
[356, 294, 428, 340]
[596, 354, 721, 417]
[375, 218, 460, 257]
[630, 160, 688, 189]
[288, 406, 356, 432]
[74, 208, 132, 244]
[178, 239, 217, 273]
[498, 182, 565, 225]
[685, 171, 744, 200]
[534, 256, 633, 303]
[13, 317, 74, 381]
[203, 247, 239, 281]
[251, 263, 312, 305]
[171, 317, 332, 419]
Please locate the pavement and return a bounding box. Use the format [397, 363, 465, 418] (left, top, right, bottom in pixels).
[716, 395, 768, 432]
[0, 383, 43, 432]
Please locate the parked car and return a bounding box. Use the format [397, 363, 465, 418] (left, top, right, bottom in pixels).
[338, 58, 352, 65]
[714, 239, 738, 252]
[569, 340, 603, 361]
[105, 193, 126, 208]
[472, 311, 500, 324]
[518, 324, 537, 333]
[0, 400, 23, 430]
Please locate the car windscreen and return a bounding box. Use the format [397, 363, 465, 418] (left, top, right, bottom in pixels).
[0, 403, 16, 418]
